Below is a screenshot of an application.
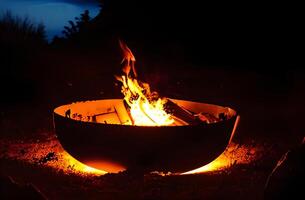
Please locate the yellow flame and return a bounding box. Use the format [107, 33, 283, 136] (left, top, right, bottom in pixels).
[116, 40, 174, 126]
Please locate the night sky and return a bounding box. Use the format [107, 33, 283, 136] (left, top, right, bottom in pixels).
[0, 0, 100, 41]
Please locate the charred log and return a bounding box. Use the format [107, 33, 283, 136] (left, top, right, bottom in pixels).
[164, 99, 203, 125]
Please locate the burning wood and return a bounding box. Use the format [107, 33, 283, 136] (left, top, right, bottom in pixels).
[165, 99, 209, 125]
[54, 98, 239, 172]
[115, 40, 224, 126]
[51, 40, 240, 173]
[115, 40, 174, 126]
[62, 40, 230, 127]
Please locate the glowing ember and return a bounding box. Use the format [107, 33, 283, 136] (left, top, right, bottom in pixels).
[115, 40, 174, 126]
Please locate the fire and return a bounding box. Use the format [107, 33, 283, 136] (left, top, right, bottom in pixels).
[116, 40, 174, 126]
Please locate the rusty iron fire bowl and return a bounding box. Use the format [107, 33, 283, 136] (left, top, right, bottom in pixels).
[53, 99, 239, 173]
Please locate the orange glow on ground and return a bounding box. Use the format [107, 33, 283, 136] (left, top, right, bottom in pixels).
[0, 133, 260, 176]
[182, 142, 258, 174]
[0, 133, 107, 176]
[61, 152, 106, 175]
[85, 161, 125, 173]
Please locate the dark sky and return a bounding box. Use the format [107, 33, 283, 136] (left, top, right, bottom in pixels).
[0, 0, 100, 41]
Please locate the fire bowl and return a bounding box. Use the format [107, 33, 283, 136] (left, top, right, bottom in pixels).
[53, 99, 239, 173]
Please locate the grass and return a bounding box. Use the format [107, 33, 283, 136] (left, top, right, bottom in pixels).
[0, 10, 46, 45]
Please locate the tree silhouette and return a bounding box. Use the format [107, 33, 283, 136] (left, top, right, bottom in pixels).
[62, 10, 91, 39]
[0, 10, 46, 44]
[0, 11, 47, 103]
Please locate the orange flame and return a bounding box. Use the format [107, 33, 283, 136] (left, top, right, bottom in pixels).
[116, 40, 174, 126]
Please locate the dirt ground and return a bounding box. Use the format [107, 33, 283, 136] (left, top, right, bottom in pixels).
[0, 46, 304, 199]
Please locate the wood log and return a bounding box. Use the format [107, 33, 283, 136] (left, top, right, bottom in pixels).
[164, 99, 203, 125]
[122, 99, 213, 125]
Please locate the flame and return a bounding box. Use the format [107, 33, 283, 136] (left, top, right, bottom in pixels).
[116, 40, 174, 126]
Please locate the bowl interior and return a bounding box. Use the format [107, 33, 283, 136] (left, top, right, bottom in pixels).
[54, 99, 236, 125]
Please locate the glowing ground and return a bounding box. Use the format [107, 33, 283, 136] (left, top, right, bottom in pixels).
[0, 131, 261, 176]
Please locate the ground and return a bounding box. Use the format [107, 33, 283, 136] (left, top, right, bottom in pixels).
[0, 46, 303, 199]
